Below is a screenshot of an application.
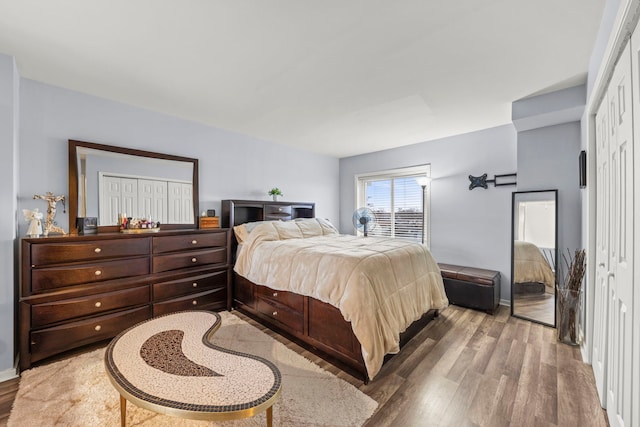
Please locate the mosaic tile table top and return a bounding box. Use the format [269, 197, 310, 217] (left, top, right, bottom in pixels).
[104, 311, 282, 427]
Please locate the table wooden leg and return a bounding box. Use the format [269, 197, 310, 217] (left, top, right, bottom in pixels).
[120, 394, 127, 427]
[266, 405, 273, 427]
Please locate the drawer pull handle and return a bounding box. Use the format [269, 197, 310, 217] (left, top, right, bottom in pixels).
[193, 282, 198, 288]
[94, 248, 102, 253]
[192, 240, 198, 245]
[272, 311, 278, 316]
[191, 257, 197, 263]
[95, 301, 102, 308]
[278, 207, 283, 212]
[95, 270, 102, 276]
[192, 300, 198, 306]
[94, 325, 102, 331]
[273, 292, 278, 297]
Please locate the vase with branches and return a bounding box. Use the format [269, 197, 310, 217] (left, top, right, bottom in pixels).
[557, 248, 586, 345]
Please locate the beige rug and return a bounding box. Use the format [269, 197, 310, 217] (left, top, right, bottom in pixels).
[9, 311, 377, 426]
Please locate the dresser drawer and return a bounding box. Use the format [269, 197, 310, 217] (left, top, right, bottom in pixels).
[30, 239, 150, 266]
[31, 286, 150, 327]
[153, 232, 227, 254]
[31, 258, 150, 293]
[153, 270, 227, 300]
[256, 285, 303, 312]
[30, 306, 151, 365]
[256, 298, 303, 334]
[152, 288, 227, 316]
[152, 248, 226, 273]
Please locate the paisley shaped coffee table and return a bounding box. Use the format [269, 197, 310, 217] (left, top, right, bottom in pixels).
[104, 311, 281, 427]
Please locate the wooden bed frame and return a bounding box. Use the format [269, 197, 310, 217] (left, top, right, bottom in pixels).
[222, 199, 439, 382]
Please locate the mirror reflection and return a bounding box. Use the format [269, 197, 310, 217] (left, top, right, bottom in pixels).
[69, 140, 199, 233]
[511, 190, 557, 326]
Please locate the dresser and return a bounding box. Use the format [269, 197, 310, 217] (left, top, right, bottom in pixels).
[19, 229, 230, 370]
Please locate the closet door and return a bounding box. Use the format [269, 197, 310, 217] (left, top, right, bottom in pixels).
[605, 40, 634, 427]
[630, 23, 640, 427]
[593, 94, 609, 406]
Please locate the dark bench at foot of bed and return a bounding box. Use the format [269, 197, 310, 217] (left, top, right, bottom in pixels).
[438, 263, 501, 315]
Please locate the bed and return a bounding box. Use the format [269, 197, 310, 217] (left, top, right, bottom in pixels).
[513, 240, 556, 294]
[230, 215, 448, 381]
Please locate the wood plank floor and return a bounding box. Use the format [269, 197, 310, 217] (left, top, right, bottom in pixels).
[0, 304, 608, 426]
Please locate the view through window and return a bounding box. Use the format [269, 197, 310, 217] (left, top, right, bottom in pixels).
[356, 165, 430, 245]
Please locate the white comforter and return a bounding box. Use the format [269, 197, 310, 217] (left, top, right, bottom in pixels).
[234, 219, 448, 379]
[513, 240, 556, 292]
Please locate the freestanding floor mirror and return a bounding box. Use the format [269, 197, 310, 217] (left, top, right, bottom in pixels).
[511, 189, 558, 327]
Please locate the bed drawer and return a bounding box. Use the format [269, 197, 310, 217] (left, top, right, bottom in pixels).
[152, 248, 226, 273]
[31, 286, 150, 327]
[31, 258, 150, 292]
[153, 270, 227, 300]
[152, 288, 227, 316]
[30, 306, 151, 365]
[256, 285, 303, 312]
[153, 232, 227, 254]
[256, 298, 303, 334]
[30, 239, 150, 266]
[308, 298, 360, 359]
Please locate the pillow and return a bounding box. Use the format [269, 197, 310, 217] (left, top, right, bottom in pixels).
[233, 221, 267, 243]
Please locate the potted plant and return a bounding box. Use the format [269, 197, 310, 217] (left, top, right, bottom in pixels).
[268, 187, 283, 201]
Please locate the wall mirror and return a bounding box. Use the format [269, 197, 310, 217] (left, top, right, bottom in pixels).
[511, 189, 558, 327]
[68, 140, 199, 233]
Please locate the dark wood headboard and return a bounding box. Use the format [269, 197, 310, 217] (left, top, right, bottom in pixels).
[221, 199, 316, 257]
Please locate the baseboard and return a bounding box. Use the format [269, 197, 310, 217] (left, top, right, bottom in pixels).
[499, 298, 511, 307]
[0, 365, 18, 382]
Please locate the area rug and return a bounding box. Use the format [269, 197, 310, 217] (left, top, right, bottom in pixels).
[8, 311, 377, 426]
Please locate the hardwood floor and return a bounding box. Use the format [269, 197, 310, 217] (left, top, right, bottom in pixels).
[0, 304, 608, 426]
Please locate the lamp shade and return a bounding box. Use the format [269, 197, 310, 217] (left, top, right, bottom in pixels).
[415, 176, 431, 188]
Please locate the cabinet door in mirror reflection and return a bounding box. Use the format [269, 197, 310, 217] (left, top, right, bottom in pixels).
[511, 189, 558, 327]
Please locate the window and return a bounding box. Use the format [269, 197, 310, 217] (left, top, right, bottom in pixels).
[355, 165, 430, 246]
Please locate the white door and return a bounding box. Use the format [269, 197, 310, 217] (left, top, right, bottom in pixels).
[181, 183, 193, 225]
[168, 182, 183, 224]
[99, 176, 123, 226]
[606, 39, 634, 427]
[138, 179, 155, 220]
[138, 179, 168, 223]
[121, 178, 137, 220]
[593, 93, 610, 406]
[153, 180, 168, 224]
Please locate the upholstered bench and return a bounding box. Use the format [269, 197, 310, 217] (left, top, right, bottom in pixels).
[438, 263, 501, 315]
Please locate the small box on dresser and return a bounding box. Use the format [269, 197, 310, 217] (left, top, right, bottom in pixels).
[199, 216, 220, 229]
[19, 228, 231, 371]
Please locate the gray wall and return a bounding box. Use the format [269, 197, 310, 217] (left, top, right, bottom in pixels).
[5, 75, 339, 375]
[517, 122, 582, 268]
[0, 54, 18, 378]
[18, 79, 340, 235]
[340, 125, 517, 302]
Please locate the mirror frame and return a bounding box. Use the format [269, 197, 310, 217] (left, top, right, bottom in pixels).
[510, 189, 558, 327]
[68, 139, 199, 234]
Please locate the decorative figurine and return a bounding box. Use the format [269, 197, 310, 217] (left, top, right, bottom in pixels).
[33, 192, 67, 236]
[22, 208, 44, 237]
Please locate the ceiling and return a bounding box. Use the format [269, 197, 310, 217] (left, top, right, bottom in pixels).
[0, 1, 605, 158]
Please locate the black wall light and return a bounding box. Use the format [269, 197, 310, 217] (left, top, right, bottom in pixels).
[579, 150, 587, 188]
[468, 173, 517, 190]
